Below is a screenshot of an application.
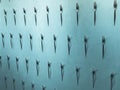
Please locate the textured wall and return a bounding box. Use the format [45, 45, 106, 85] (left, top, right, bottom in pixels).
[0, 0, 120, 90]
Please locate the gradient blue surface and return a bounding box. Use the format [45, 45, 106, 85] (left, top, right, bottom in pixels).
[0, 0, 120, 90]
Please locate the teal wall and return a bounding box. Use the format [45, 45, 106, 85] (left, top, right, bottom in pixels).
[0, 0, 120, 90]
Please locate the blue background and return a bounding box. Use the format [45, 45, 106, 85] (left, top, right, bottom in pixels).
[0, 0, 120, 90]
